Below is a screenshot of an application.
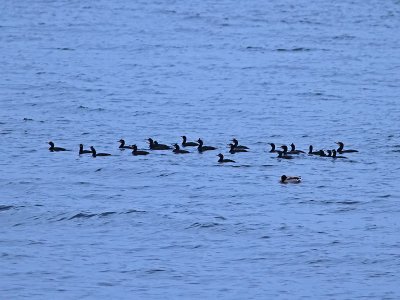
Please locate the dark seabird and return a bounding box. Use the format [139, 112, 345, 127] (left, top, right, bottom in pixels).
[132, 145, 149, 156]
[90, 146, 111, 157]
[181, 136, 199, 147]
[79, 144, 92, 155]
[173, 144, 190, 154]
[280, 175, 301, 183]
[48, 141, 67, 152]
[217, 153, 235, 163]
[197, 138, 217, 153]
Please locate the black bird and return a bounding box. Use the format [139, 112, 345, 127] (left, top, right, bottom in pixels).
[132, 145, 149, 156]
[308, 145, 321, 155]
[336, 142, 358, 153]
[118, 139, 133, 149]
[79, 144, 92, 155]
[281, 145, 300, 155]
[173, 144, 190, 154]
[229, 143, 248, 154]
[231, 138, 249, 150]
[268, 143, 278, 153]
[148, 138, 172, 150]
[276, 150, 293, 159]
[217, 153, 235, 163]
[332, 149, 347, 159]
[90, 146, 111, 157]
[181, 136, 199, 147]
[48, 141, 67, 152]
[197, 139, 217, 153]
[290, 143, 305, 154]
[280, 175, 301, 183]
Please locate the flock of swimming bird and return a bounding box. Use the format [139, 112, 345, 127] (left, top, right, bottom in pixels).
[48, 137, 358, 184]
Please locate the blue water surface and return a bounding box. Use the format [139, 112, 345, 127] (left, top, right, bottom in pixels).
[1, 0, 400, 299]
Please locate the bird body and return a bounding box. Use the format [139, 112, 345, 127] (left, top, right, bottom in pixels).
[173, 144, 190, 154]
[277, 150, 293, 159]
[229, 143, 248, 154]
[308, 145, 321, 155]
[48, 141, 67, 152]
[79, 144, 92, 155]
[217, 153, 235, 163]
[281, 145, 300, 155]
[181, 136, 199, 147]
[231, 138, 249, 150]
[197, 139, 217, 153]
[290, 143, 305, 154]
[268, 143, 278, 153]
[148, 138, 172, 150]
[119, 139, 133, 149]
[336, 142, 358, 153]
[90, 146, 111, 157]
[280, 175, 301, 183]
[332, 149, 347, 159]
[132, 145, 149, 156]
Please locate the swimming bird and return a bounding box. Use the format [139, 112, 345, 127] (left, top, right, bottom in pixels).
[336, 142, 358, 153]
[118, 139, 133, 149]
[276, 150, 293, 159]
[281, 145, 300, 155]
[197, 139, 217, 153]
[280, 175, 301, 184]
[229, 143, 248, 154]
[231, 138, 249, 150]
[173, 144, 190, 154]
[217, 153, 235, 163]
[48, 141, 67, 152]
[332, 149, 347, 159]
[90, 146, 111, 157]
[308, 145, 321, 155]
[148, 138, 172, 150]
[79, 144, 92, 155]
[132, 145, 149, 156]
[290, 143, 305, 154]
[268, 143, 278, 153]
[181, 136, 199, 147]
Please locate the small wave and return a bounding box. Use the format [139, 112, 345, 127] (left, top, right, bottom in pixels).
[186, 222, 220, 229]
[378, 194, 391, 198]
[245, 46, 265, 51]
[145, 269, 166, 274]
[68, 213, 97, 220]
[276, 47, 311, 52]
[98, 211, 116, 217]
[336, 200, 360, 205]
[56, 47, 74, 51]
[0, 205, 14, 212]
[124, 209, 146, 214]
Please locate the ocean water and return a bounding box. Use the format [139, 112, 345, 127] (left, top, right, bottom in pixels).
[1, 0, 400, 298]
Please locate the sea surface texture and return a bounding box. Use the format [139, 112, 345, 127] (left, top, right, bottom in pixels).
[1, 0, 400, 299]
